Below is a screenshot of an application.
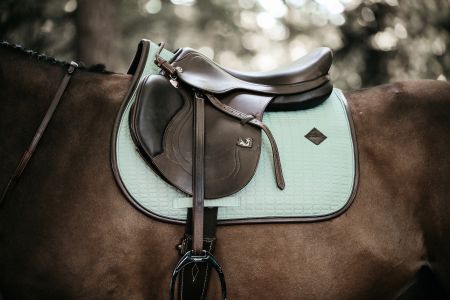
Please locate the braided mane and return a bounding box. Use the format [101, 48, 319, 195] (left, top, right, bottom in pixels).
[0, 40, 109, 72]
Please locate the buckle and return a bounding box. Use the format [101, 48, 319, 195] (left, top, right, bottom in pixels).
[154, 55, 177, 77]
[67, 61, 78, 74]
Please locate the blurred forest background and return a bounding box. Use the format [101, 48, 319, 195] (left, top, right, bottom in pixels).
[0, 0, 449, 89]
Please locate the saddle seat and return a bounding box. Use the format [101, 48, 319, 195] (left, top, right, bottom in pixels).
[221, 47, 332, 86]
[170, 47, 333, 96]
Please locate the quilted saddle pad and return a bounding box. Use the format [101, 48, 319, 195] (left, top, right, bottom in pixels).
[111, 40, 358, 224]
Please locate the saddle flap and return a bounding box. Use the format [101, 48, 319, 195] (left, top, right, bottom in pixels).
[131, 75, 266, 199]
[170, 47, 332, 95]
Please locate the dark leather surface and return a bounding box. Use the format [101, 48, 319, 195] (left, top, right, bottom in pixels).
[269, 81, 333, 111]
[132, 77, 267, 198]
[131, 46, 335, 199]
[192, 92, 206, 253]
[171, 47, 332, 95]
[178, 208, 218, 300]
[130, 75, 184, 156]
[224, 47, 333, 85]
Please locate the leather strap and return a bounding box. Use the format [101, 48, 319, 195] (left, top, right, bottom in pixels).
[0, 61, 78, 205]
[156, 46, 227, 299]
[205, 93, 285, 189]
[156, 44, 284, 190]
[179, 208, 218, 300]
[192, 91, 206, 254]
[172, 208, 225, 300]
[154, 43, 177, 78]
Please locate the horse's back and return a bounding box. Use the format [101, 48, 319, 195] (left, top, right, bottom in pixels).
[2, 75, 450, 299]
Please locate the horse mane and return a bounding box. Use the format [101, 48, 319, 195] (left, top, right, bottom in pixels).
[0, 40, 111, 73]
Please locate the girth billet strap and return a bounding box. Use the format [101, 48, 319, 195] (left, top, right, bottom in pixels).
[0, 61, 78, 206]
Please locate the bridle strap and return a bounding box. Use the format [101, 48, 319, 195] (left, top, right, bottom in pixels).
[0, 61, 78, 205]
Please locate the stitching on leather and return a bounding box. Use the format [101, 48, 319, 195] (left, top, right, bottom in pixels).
[160, 88, 191, 163]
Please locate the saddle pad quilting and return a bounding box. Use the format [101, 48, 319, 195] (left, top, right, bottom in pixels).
[114, 41, 357, 223]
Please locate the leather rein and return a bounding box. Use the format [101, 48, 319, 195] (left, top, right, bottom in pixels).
[0, 61, 78, 205]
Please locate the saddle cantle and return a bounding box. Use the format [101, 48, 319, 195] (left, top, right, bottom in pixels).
[128, 42, 334, 300]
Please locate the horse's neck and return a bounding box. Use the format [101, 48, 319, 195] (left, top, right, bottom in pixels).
[0, 48, 66, 191]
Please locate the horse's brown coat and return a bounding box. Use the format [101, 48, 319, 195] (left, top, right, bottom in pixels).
[0, 46, 449, 299]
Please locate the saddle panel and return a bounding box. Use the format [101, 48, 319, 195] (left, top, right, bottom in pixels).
[132, 76, 269, 199]
[171, 48, 331, 95]
[270, 81, 333, 111]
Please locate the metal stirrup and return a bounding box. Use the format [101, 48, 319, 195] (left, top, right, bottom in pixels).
[169, 250, 227, 300]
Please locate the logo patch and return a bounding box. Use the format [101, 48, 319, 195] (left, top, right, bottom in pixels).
[237, 137, 253, 148]
[305, 128, 327, 145]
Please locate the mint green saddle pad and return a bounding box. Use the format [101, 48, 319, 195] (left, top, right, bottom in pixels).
[113, 41, 358, 224]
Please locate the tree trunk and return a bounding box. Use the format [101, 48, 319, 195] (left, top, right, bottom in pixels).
[75, 0, 120, 71]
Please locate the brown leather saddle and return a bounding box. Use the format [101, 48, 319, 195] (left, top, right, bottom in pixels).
[129, 43, 333, 300]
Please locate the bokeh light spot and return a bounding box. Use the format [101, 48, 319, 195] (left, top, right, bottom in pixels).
[171, 0, 196, 6]
[256, 12, 276, 29]
[64, 0, 77, 13]
[258, 0, 288, 18]
[145, 0, 162, 14]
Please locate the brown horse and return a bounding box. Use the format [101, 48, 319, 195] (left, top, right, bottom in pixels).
[1, 42, 450, 300]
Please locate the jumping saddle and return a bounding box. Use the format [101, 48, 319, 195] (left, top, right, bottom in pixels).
[129, 43, 333, 299]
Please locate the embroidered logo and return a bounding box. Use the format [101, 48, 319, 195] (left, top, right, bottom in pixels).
[305, 128, 327, 145]
[237, 137, 253, 148]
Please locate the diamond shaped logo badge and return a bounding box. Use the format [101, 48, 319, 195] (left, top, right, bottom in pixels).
[305, 128, 327, 145]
